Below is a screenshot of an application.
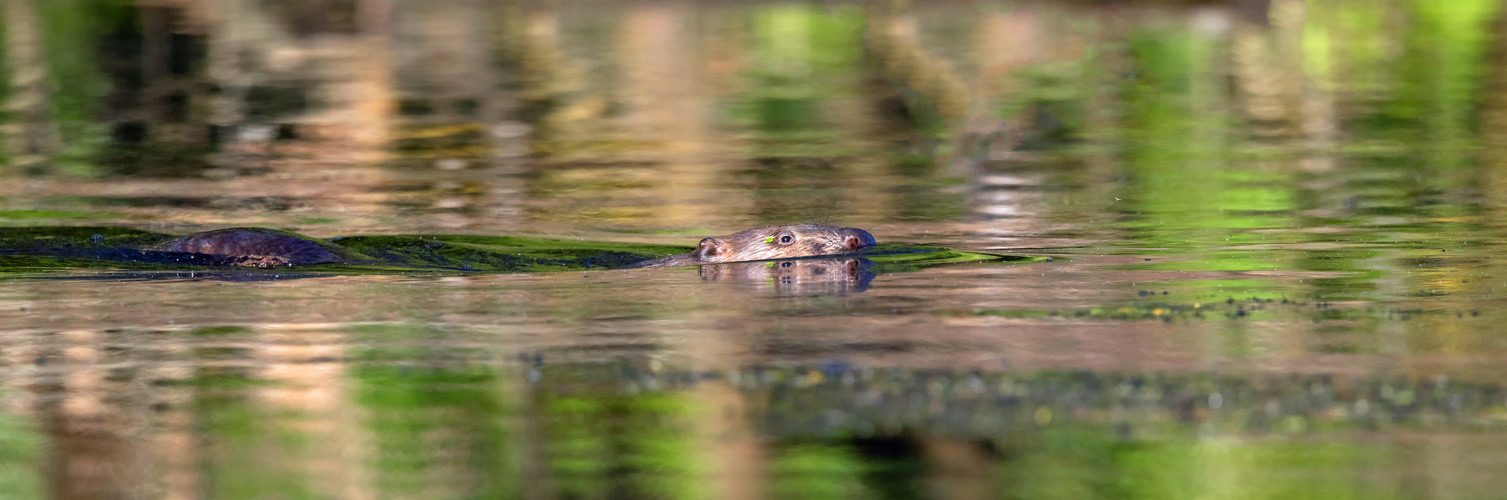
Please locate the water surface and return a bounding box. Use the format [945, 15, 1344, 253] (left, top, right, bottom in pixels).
[3, 0, 1507, 499]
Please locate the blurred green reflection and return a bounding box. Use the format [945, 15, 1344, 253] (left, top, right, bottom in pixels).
[0, 0, 1506, 499]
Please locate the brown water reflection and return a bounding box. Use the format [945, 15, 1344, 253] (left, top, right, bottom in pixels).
[4, 268, 1507, 498]
[7, 0, 1507, 498]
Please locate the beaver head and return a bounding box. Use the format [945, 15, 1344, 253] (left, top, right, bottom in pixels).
[620, 223, 877, 269]
[689, 223, 876, 264]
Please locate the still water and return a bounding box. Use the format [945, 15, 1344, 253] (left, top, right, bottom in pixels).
[4, 0, 1507, 498]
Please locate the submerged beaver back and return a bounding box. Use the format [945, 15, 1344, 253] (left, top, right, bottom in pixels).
[161, 228, 345, 266]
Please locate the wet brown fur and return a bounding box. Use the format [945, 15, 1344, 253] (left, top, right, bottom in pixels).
[624, 223, 877, 268]
[159, 227, 345, 266]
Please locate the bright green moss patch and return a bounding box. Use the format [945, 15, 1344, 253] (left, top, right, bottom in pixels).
[0, 209, 124, 221]
[861, 243, 1041, 272]
[329, 235, 682, 272]
[0, 225, 171, 249]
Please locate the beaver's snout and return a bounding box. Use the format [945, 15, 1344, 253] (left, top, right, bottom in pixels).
[842, 228, 876, 251]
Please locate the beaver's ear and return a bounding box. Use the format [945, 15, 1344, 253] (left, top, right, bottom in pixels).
[694, 237, 727, 261]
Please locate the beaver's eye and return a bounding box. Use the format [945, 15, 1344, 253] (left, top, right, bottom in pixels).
[779, 234, 794, 244]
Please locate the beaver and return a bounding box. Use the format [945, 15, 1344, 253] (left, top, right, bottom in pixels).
[149, 223, 876, 268]
[620, 223, 877, 268]
[158, 227, 350, 266]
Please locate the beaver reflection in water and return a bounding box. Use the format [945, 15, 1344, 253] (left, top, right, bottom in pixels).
[699, 256, 876, 295]
[158, 223, 876, 268]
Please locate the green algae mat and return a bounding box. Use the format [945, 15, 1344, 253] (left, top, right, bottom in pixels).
[0, 226, 1036, 276]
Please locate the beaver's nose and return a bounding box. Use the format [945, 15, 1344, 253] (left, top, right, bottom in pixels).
[842, 228, 876, 250]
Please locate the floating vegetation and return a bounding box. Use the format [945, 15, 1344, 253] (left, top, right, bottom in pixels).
[522, 361, 1507, 438]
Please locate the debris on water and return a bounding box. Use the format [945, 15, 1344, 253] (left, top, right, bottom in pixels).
[435, 158, 468, 170]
